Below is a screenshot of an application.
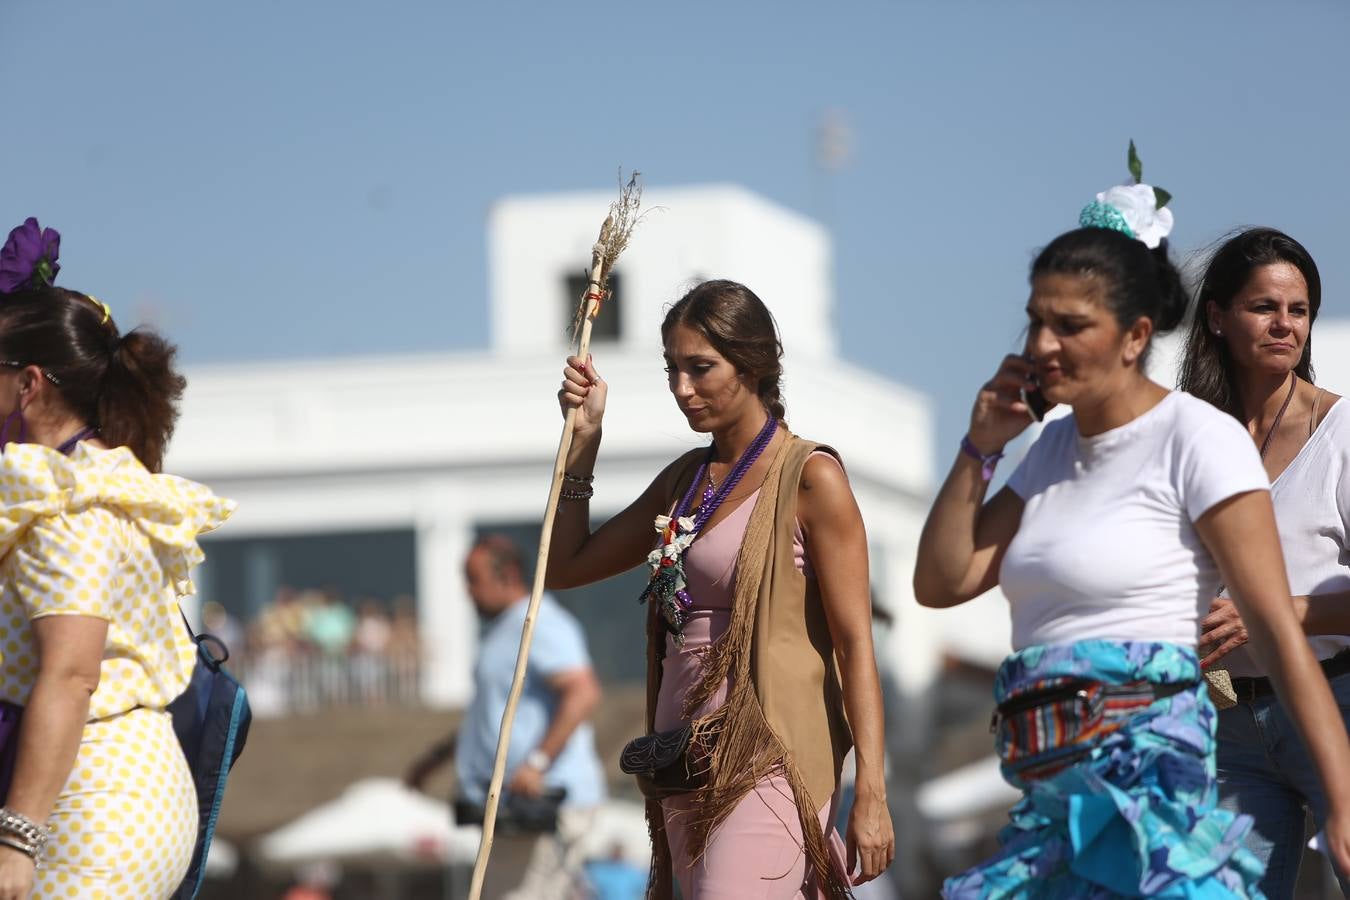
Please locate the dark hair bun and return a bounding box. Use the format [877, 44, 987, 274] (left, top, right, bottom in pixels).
[1150, 242, 1188, 333]
[99, 329, 186, 473]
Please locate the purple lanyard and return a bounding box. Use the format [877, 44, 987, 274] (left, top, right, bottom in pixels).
[55, 427, 98, 457]
[674, 415, 779, 531]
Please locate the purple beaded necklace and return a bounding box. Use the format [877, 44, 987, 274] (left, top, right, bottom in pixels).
[639, 415, 778, 643]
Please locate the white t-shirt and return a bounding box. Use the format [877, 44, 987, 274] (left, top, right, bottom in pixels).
[1225, 398, 1350, 676]
[1001, 391, 1270, 650]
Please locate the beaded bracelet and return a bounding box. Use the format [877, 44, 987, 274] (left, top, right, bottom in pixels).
[559, 487, 595, 501]
[959, 435, 1004, 483]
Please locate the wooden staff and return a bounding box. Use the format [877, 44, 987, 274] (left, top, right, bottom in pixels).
[468, 175, 642, 900]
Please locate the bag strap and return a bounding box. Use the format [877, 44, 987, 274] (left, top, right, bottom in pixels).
[1311, 387, 1326, 438]
[178, 605, 197, 639]
[178, 605, 230, 669]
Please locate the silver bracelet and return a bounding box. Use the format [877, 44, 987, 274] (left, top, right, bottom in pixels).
[0, 835, 38, 863]
[562, 471, 594, 486]
[0, 808, 50, 859]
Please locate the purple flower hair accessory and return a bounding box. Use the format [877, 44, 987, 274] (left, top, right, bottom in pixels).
[0, 217, 62, 294]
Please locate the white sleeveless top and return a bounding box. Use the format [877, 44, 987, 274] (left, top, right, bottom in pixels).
[1226, 398, 1350, 676]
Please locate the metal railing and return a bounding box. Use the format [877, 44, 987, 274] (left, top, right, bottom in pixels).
[236, 650, 422, 716]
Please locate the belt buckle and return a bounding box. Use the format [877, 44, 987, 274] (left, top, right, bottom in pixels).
[1231, 677, 1259, 705]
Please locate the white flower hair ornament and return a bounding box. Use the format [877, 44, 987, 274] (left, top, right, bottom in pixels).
[1078, 141, 1174, 249]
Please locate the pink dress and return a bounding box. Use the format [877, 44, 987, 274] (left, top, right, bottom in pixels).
[655, 462, 848, 899]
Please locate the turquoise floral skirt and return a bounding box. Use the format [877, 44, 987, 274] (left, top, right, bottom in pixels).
[943, 641, 1266, 899]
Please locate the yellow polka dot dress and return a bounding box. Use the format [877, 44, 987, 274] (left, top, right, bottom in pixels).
[0, 443, 235, 898]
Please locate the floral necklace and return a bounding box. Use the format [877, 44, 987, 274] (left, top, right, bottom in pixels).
[639, 415, 778, 644]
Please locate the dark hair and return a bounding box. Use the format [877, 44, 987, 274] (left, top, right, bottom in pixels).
[0, 285, 185, 472]
[474, 534, 526, 584]
[1030, 228, 1189, 366]
[660, 280, 786, 420]
[1177, 227, 1321, 418]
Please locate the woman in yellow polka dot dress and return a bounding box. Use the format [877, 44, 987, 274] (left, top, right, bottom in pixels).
[0, 218, 234, 899]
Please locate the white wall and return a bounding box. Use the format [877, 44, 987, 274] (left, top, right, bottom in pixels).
[489, 185, 837, 361]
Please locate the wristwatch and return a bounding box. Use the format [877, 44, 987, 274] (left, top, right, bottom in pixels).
[524, 749, 551, 772]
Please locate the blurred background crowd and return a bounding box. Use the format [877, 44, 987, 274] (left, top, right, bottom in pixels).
[219, 590, 423, 716]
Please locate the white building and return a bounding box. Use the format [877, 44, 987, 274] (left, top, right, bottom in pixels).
[167, 184, 977, 709]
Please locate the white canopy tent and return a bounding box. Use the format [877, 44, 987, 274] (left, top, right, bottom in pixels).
[257, 778, 479, 867]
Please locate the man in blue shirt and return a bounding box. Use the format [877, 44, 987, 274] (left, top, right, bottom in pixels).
[406, 534, 605, 898]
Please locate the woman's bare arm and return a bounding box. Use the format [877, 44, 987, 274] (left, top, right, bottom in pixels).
[914, 355, 1035, 607]
[1199, 590, 1350, 667]
[544, 446, 680, 589]
[914, 474, 1024, 608]
[545, 353, 679, 589]
[1196, 489, 1350, 877]
[799, 454, 894, 885]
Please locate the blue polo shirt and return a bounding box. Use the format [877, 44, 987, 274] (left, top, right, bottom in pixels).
[455, 594, 606, 809]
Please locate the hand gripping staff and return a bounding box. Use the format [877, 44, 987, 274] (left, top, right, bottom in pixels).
[468, 173, 645, 900]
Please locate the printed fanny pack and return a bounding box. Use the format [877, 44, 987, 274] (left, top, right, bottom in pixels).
[991, 676, 1195, 780]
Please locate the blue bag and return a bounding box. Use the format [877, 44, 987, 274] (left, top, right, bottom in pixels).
[168, 624, 252, 900]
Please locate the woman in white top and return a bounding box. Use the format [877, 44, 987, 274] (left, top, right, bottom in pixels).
[1179, 227, 1350, 898]
[914, 183, 1350, 897]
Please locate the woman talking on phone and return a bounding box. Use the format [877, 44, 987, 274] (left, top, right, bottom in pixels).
[914, 155, 1350, 897]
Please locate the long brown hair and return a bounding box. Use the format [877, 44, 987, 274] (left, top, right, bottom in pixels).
[0, 286, 186, 471]
[1177, 228, 1321, 418]
[660, 280, 787, 420]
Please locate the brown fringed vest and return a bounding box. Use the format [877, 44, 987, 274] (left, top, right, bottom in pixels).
[643, 433, 854, 899]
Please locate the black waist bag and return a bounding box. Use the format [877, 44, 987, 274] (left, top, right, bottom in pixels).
[168, 628, 252, 900]
[618, 725, 712, 800]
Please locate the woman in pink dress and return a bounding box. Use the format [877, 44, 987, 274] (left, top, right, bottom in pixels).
[547, 280, 893, 898]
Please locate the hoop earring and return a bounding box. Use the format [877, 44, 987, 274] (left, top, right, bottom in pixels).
[0, 409, 26, 449]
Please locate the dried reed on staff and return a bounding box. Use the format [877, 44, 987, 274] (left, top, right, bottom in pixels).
[467, 172, 645, 900]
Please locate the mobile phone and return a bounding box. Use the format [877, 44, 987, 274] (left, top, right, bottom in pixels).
[1021, 379, 1048, 422]
[1020, 356, 1049, 422]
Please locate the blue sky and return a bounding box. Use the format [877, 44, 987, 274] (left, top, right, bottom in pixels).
[4, 1, 1348, 464]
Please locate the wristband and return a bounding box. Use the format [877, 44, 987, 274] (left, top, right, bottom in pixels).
[525, 749, 551, 772]
[960, 435, 1004, 482]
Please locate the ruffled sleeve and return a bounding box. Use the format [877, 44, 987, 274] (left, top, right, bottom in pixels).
[0, 443, 235, 598]
[0, 443, 233, 715]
